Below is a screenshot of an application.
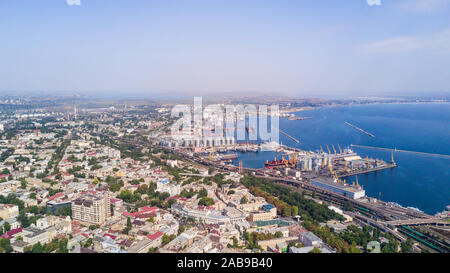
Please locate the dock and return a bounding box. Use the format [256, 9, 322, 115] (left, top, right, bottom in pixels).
[279, 129, 300, 143]
[350, 144, 450, 159]
[345, 121, 375, 138]
[338, 163, 397, 178]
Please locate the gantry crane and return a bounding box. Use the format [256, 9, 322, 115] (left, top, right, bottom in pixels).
[332, 144, 337, 155]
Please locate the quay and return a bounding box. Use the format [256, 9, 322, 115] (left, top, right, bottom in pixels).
[338, 163, 397, 178]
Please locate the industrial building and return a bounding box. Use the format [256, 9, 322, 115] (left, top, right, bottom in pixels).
[310, 177, 365, 199]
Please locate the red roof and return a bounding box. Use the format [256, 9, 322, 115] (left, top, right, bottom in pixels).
[110, 198, 122, 204]
[139, 206, 158, 213]
[0, 174, 10, 178]
[103, 233, 117, 240]
[122, 206, 158, 218]
[146, 231, 163, 241]
[1, 228, 22, 239]
[165, 196, 188, 202]
[48, 192, 64, 201]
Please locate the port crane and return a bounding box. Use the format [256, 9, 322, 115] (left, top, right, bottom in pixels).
[209, 148, 216, 161]
[338, 144, 342, 154]
[332, 144, 337, 155]
[326, 144, 331, 155]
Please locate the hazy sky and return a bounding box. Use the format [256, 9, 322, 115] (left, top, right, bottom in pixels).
[1, 0, 450, 98]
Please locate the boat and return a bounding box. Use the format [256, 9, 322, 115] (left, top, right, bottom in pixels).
[264, 158, 288, 169]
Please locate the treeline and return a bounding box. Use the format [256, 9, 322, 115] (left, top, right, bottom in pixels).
[240, 175, 344, 222]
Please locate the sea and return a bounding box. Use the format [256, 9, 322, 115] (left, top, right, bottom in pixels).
[231, 103, 450, 215]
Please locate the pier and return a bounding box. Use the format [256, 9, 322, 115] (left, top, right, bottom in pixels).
[350, 144, 450, 159]
[345, 121, 376, 138]
[279, 129, 300, 143]
[338, 163, 397, 178]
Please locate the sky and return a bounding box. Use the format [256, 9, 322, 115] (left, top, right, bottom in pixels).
[0, 0, 450, 98]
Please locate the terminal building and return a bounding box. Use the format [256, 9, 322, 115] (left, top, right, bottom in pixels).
[310, 177, 365, 199]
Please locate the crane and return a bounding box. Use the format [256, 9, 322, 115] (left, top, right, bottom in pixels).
[332, 144, 337, 155]
[338, 144, 342, 154]
[326, 144, 331, 155]
[209, 148, 216, 161]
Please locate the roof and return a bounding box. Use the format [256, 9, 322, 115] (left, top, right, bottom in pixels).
[146, 231, 163, 241]
[1, 228, 22, 239]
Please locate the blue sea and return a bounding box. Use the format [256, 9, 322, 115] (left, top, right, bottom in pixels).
[232, 103, 450, 215]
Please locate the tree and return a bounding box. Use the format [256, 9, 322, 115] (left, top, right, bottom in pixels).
[401, 238, 413, 253]
[309, 247, 322, 253]
[0, 238, 13, 253]
[178, 226, 185, 235]
[167, 198, 177, 208]
[291, 206, 299, 216]
[31, 242, 44, 253]
[127, 217, 132, 229]
[198, 197, 214, 207]
[84, 238, 93, 248]
[282, 206, 292, 217]
[3, 222, 11, 233]
[240, 196, 248, 204]
[198, 188, 208, 198]
[20, 179, 27, 189]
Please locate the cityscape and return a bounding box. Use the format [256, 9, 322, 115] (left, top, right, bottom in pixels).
[0, 0, 449, 264]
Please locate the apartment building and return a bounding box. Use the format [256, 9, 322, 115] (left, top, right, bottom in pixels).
[72, 191, 111, 225]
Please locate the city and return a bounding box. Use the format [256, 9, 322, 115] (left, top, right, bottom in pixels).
[0, 96, 448, 255]
[0, 0, 449, 269]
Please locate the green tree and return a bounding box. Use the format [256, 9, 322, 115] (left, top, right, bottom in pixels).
[3, 222, 11, 233]
[309, 247, 322, 253]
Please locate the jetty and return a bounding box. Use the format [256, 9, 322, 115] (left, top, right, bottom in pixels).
[279, 129, 300, 143]
[350, 144, 450, 159]
[345, 121, 375, 138]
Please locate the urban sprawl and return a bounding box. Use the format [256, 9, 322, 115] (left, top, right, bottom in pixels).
[0, 97, 449, 254]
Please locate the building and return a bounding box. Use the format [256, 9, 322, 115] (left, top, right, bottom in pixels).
[0, 204, 19, 219]
[310, 177, 365, 199]
[22, 227, 49, 246]
[299, 231, 323, 247]
[72, 192, 111, 225]
[46, 200, 72, 215]
[248, 205, 277, 222]
[156, 179, 180, 196]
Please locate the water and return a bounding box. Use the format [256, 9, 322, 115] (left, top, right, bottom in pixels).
[232, 103, 450, 215]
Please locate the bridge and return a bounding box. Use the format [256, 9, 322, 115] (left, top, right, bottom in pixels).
[385, 218, 450, 227]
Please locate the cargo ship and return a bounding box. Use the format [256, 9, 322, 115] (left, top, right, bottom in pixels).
[264, 158, 288, 169]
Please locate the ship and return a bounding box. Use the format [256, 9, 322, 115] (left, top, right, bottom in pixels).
[264, 157, 288, 168]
